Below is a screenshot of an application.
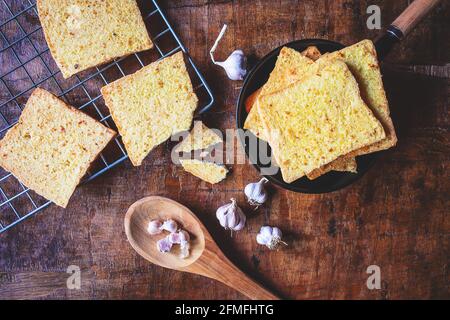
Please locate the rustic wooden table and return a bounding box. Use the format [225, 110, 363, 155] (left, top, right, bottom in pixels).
[0, 0, 448, 300]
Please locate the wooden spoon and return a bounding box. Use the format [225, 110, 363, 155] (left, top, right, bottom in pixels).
[124, 196, 279, 300]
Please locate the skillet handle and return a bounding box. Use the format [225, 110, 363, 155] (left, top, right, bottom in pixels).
[391, 0, 441, 36]
[375, 0, 441, 61]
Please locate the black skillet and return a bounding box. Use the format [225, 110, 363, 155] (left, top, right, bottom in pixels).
[236, 0, 441, 193]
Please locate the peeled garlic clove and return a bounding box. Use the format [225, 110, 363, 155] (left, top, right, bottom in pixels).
[178, 230, 190, 243]
[180, 241, 190, 259]
[169, 229, 190, 244]
[147, 219, 163, 235]
[244, 177, 269, 207]
[161, 219, 178, 233]
[168, 232, 181, 244]
[157, 236, 173, 253]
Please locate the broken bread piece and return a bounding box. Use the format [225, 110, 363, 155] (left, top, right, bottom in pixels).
[101, 51, 198, 166]
[258, 60, 385, 183]
[0, 88, 116, 208]
[177, 122, 227, 184]
[175, 121, 223, 153]
[37, 0, 153, 78]
[180, 159, 228, 184]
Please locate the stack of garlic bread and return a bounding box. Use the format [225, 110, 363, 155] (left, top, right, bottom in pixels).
[244, 40, 396, 183]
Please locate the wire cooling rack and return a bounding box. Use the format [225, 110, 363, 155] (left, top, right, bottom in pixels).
[0, 0, 214, 234]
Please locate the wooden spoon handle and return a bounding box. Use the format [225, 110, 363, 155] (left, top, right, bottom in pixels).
[194, 248, 280, 300]
[391, 0, 441, 36]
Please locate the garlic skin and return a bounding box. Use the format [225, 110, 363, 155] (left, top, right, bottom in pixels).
[157, 236, 173, 253]
[147, 219, 163, 235]
[256, 226, 287, 250]
[215, 50, 247, 81]
[244, 177, 269, 208]
[210, 24, 247, 81]
[216, 198, 246, 231]
[160, 219, 178, 233]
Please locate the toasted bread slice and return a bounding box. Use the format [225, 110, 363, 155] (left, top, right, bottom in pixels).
[180, 159, 228, 184]
[37, 0, 153, 78]
[175, 121, 223, 153]
[0, 88, 116, 207]
[101, 51, 198, 166]
[258, 60, 385, 183]
[244, 47, 314, 139]
[319, 40, 397, 154]
[244, 46, 357, 178]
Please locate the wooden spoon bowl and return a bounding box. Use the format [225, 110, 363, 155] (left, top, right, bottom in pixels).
[124, 196, 279, 300]
[125, 196, 205, 268]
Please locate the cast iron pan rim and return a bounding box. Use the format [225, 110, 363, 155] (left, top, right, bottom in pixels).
[236, 39, 381, 194]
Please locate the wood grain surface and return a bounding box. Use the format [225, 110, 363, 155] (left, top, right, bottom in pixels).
[0, 0, 449, 300]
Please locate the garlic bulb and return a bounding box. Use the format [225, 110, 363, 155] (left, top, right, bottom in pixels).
[157, 236, 173, 253]
[244, 177, 269, 208]
[214, 50, 247, 81]
[160, 219, 178, 233]
[256, 226, 287, 250]
[147, 219, 163, 235]
[210, 24, 247, 81]
[216, 198, 246, 231]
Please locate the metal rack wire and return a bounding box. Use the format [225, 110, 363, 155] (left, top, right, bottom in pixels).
[0, 0, 214, 234]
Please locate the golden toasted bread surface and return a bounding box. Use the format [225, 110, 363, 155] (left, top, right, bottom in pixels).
[320, 40, 397, 153]
[101, 52, 198, 166]
[258, 60, 385, 183]
[0, 88, 115, 207]
[180, 159, 228, 184]
[175, 121, 223, 153]
[37, 0, 153, 78]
